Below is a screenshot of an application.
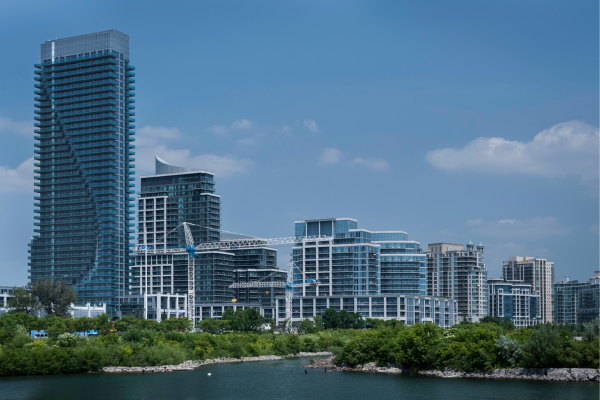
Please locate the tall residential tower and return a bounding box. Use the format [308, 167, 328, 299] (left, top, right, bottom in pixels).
[29, 30, 135, 316]
[427, 242, 488, 322]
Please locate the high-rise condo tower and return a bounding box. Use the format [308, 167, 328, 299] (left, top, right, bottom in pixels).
[29, 30, 135, 316]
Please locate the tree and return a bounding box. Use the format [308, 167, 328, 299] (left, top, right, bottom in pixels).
[313, 315, 323, 330]
[44, 315, 67, 338]
[161, 316, 193, 332]
[298, 318, 316, 334]
[322, 308, 341, 329]
[243, 308, 265, 332]
[523, 323, 563, 368]
[351, 312, 364, 329]
[222, 307, 235, 321]
[582, 317, 599, 342]
[93, 313, 113, 334]
[197, 318, 230, 334]
[73, 316, 96, 335]
[7, 287, 40, 315]
[338, 310, 352, 329]
[393, 322, 442, 371]
[30, 279, 77, 317]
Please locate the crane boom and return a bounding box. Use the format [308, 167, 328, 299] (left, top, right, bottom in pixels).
[134, 224, 328, 326]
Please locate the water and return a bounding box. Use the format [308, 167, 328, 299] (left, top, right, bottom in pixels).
[0, 358, 596, 400]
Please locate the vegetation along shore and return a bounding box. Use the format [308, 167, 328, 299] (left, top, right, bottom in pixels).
[0, 307, 597, 379]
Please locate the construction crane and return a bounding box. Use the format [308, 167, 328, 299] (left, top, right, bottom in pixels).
[229, 261, 320, 323]
[135, 227, 328, 324]
[138, 222, 197, 322]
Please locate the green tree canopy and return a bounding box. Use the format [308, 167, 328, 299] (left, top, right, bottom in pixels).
[30, 279, 77, 317]
[322, 308, 341, 329]
[7, 287, 40, 316]
[197, 318, 231, 334]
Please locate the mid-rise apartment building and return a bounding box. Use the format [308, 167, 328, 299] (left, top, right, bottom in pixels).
[503, 257, 554, 323]
[427, 242, 488, 322]
[488, 279, 540, 327]
[553, 271, 599, 325]
[130, 157, 285, 322]
[292, 218, 426, 297]
[29, 30, 135, 316]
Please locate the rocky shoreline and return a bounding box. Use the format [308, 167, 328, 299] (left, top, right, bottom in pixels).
[100, 352, 332, 374]
[304, 357, 599, 382]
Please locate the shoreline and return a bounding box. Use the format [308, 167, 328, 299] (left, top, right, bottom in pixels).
[304, 357, 600, 383]
[99, 352, 333, 374]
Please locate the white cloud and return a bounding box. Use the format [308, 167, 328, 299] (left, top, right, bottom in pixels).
[136, 125, 182, 147]
[472, 216, 571, 241]
[589, 223, 599, 235]
[231, 119, 253, 130]
[483, 242, 551, 278]
[466, 218, 482, 226]
[136, 125, 253, 178]
[281, 124, 293, 135]
[320, 148, 341, 165]
[137, 144, 252, 177]
[352, 157, 390, 170]
[0, 157, 35, 193]
[235, 137, 257, 146]
[425, 120, 599, 187]
[207, 125, 230, 137]
[303, 120, 320, 134]
[0, 116, 33, 136]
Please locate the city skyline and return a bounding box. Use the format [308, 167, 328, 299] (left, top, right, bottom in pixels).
[0, 1, 598, 286]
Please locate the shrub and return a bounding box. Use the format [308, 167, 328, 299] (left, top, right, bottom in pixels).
[121, 328, 159, 345]
[495, 335, 523, 367]
[285, 335, 302, 354]
[97, 333, 119, 347]
[56, 333, 80, 348]
[302, 337, 317, 352]
[273, 338, 288, 355]
[228, 342, 247, 359]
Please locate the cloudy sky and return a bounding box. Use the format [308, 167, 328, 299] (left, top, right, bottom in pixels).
[0, 1, 597, 284]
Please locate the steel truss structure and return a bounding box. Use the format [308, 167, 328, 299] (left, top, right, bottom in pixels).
[136, 224, 328, 323]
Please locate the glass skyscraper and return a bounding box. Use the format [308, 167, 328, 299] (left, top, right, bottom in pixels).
[29, 30, 135, 316]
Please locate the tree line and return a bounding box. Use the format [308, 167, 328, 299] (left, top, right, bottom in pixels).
[333, 316, 599, 371]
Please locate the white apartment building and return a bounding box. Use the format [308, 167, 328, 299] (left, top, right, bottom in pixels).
[427, 241, 488, 322]
[503, 257, 554, 323]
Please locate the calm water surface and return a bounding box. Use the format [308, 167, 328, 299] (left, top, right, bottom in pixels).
[0, 358, 597, 400]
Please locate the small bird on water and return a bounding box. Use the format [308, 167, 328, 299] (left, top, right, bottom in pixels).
[305, 369, 308, 374]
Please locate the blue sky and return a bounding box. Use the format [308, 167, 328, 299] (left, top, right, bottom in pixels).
[0, 1, 597, 285]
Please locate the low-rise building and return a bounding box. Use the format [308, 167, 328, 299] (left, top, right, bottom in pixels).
[487, 279, 540, 327]
[276, 294, 456, 328]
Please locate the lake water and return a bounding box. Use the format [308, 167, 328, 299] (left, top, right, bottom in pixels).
[0, 358, 597, 400]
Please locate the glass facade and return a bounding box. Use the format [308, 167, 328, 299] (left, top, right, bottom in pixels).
[488, 279, 540, 327]
[292, 218, 425, 297]
[553, 273, 599, 325]
[29, 30, 135, 316]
